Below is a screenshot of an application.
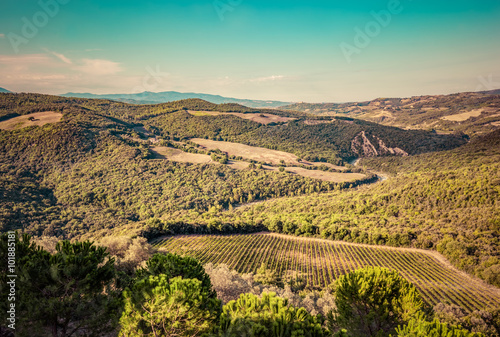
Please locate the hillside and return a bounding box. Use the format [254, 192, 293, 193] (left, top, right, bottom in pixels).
[61, 90, 291, 108]
[0, 88, 11, 93]
[173, 129, 500, 287]
[0, 92, 498, 290]
[283, 91, 500, 136]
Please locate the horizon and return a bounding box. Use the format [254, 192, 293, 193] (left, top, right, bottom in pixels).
[2, 87, 500, 105]
[0, 0, 499, 102]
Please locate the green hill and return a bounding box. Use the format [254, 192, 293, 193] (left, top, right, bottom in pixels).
[0, 92, 497, 288]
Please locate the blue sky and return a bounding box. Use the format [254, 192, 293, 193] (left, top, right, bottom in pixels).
[0, 0, 499, 102]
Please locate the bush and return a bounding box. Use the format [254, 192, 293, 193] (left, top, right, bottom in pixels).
[328, 266, 423, 337]
[120, 275, 220, 336]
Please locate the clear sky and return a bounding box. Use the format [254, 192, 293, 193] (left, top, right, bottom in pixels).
[0, 0, 499, 102]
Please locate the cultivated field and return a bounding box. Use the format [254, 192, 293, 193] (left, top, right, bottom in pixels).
[154, 233, 500, 312]
[190, 138, 343, 170]
[150, 146, 365, 182]
[440, 109, 484, 121]
[151, 147, 213, 163]
[187, 110, 295, 125]
[0, 111, 63, 130]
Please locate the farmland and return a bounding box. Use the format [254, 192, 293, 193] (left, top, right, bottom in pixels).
[154, 233, 500, 312]
[187, 110, 296, 125]
[150, 142, 366, 182]
[0, 111, 63, 130]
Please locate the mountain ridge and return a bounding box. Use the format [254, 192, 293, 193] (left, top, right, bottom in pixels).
[61, 90, 291, 108]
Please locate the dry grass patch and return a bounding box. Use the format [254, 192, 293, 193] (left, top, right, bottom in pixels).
[441, 109, 484, 122]
[191, 138, 300, 165]
[187, 110, 295, 125]
[0, 111, 63, 130]
[151, 147, 213, 164]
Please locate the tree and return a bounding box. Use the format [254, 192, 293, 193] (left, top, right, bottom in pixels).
[394, 313, 483, 337]
[214, 292, 326, 337]
[136, 253, 217, 299]
[328, 267, 423, 337]
[119, 275, 220, 337]
[2, 234, 120, 337]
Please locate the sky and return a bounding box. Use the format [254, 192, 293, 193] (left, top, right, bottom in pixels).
[0, 0, 499, 102]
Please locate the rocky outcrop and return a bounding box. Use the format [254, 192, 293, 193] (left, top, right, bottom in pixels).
[351, 131, 408, 157]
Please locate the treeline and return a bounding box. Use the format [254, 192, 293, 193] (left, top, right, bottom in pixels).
[1, 233, 493, 337]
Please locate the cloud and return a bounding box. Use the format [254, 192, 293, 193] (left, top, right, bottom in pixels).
[43, 48, 73, 64]
[0, 52, 129, 94]
[76, 58, 122, 75]
[249, 75, 285, 83]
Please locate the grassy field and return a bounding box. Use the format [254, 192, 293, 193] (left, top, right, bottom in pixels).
[441, 109, 484, 121]
[150, 145, 365, 182]
[187, 110, 295, 125]
[153, 233, 500, 313]
[190, 138, 345, 170]
[0, 111, 63, 130]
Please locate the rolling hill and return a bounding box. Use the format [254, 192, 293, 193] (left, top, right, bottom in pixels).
[0, 91, 498, 296]
[283, 91, 500, 136]
[61, 90, 291, 108]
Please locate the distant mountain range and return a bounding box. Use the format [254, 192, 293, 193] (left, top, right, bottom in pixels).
[0, 87, 12, 93]
[61, 91, 291, 108]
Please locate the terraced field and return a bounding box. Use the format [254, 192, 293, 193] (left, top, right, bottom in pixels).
[153, 232, 500, 312]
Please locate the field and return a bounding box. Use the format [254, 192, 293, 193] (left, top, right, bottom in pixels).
[0, 111, 63, 130]
[441, 109, 484, 121]
[153, 233, 500, 312]
[190, 138, 344, 170]
[187, 110, 295, 125]
[150, 146, 213, 163]
[150, 145, 365, 182]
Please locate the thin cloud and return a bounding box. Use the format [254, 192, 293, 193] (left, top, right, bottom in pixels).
[77, 59, 122, 76]
[249, 75, 285, 83]
[43, 48, 73, 64]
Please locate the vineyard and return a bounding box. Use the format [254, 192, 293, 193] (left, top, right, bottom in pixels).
[153, 232, 500, 312]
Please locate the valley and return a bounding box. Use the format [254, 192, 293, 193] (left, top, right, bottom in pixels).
[0, 91, 499, 336]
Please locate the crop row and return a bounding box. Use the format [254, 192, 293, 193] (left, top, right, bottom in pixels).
[153, 233, 500, 313]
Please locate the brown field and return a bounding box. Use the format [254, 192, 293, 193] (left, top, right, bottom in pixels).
[151, 144, 365, 182]
[191, 138, 299, 165]
[0, 111, 63, 130]
[441, 109, 484, 122]
[191, 138, 345, 170]
[187, 110, 295, 125]
[151, 147, 213, 164]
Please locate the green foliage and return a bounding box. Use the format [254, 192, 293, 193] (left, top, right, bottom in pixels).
[0, 233, 120, 337]
[329, 267, 423, 337]
[394, 314, 483, 337]
[119, 275, 220, 337]
[136, 253, 218, 303]
[254, 262, 279, 286]
[214, 292, 326, 337]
